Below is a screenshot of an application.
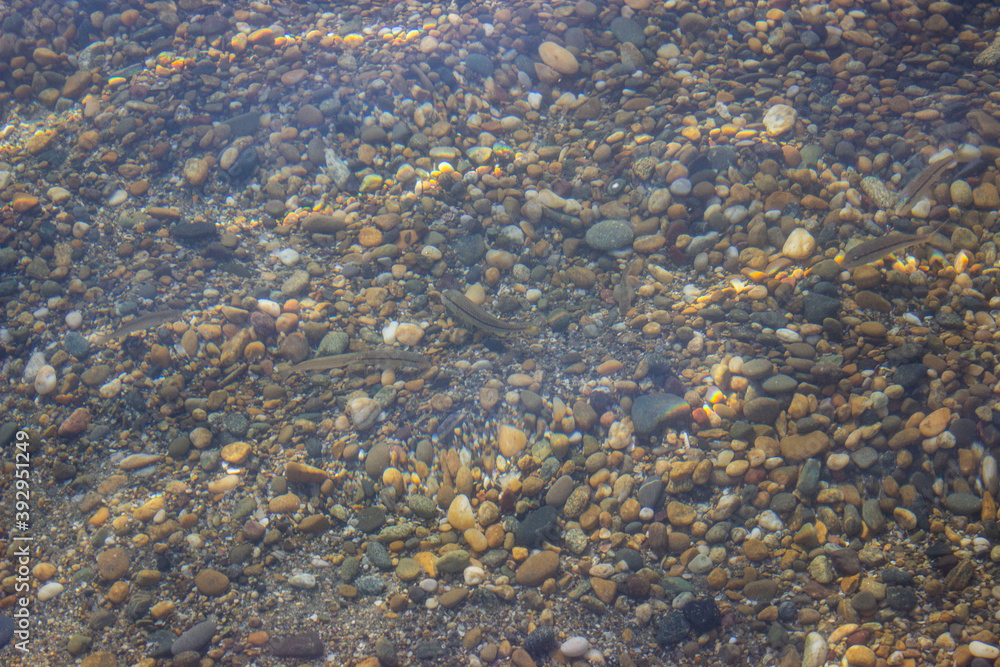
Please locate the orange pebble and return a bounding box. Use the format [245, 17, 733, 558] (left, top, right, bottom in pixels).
[275, 313, 298, 333]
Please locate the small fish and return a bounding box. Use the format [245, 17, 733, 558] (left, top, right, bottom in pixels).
[284, 348, 430, 377]
[895, 156, 956, 216]
[94, 309, 183, 345]
[840, 231, 935, 270]
[613, 259, 637, 317]
[433, 409, 467, 445]
[441, 289, 536, 336]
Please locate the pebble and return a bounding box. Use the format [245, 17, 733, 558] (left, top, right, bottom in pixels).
[538, 42, 579, 75]
[782, 228, 815, 260]
[763, 104, 797, 136]
[560, 637, 590, 658]
[585, 219, 634, 251]
[515, 551, 559, 586]
[171, 620, 217, 656]
[448, 495, 476, 531]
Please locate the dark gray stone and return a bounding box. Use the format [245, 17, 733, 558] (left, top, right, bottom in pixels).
[886, 585, 918, 612]
[944, 492, 982, 516]
[269, 631, 324, 658]
[465, 53, 494, 76]
[366, 541, 392, 570]
[453, 234, 486, 264]
[861, 498, 885, 534]
[171, 620, 216, 655]
[795, 459, 821, 498]
[585, 219, 634, 251]
[802, 293, 841, 323]
[893, 363, 928, 389]
[356, 506, 386, 533]
[611, 16, 645, 46]
[631, 393, 689, 436]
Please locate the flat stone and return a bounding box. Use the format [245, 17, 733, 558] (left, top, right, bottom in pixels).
[585, 219, 633, 250]
[171, 620, 217, 655]
[195, 569, 229, 596]
[632, 393, 689, 436]
[779, 432, 830, 461]
[269, 631, 324, 658]
[944, 492, 982, 516]
[515, 550, 559, 586]
[743, 397, 782, 424]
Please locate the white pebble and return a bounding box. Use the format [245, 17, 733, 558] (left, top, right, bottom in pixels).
[909, 198, 931, 218]
[37, 582, 64, 601]
[99, 377, 122, 399]
[639, 507, 654, 521]
[589, 563, 615, 578]
[801, 632, 828, 667]
[420, 245, 442, 261]
[419, 578, 438, 593]
[65, 310, 83, 329]
[971, 640, 1000, 659]
[668, 177, 692, 196]
[956, 143, 981, 162]
[382, 320, 398, 345]
[275, 248, 300, 266]
[758, 510, 783, 531]
[525, 288, 542, 303]
[527, 92, 542, 109]
[463, 565, 485, 586]
[34, 365, 57, 395]
[560, 636, 590, 658]
[775, 328, 801, 343]
[107, 189, 128, 206]
[257, 299, 281, 317]
[288, 573, 316, 589]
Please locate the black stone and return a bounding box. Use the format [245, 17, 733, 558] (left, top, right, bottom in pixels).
[749, 311, 787, 329]
[935, 311, 965, 330]
[356, 506, 386, 533]
[64, 331, 91, 358]
[453, 234, 487, 265]
[614, 548, 644, 572]
[228, 148, 258, 179]
[950, 418, 977, 448]
[893, 363, 928, 390]
[524, 626, 555, 657]
[802, 293, 841, 323]
[516, 505, 560, 547]
[170, 221, 218, 241]
[683, 599, 721, 632]
[656, 612, 691, 645]
[886, 585, 918, 612]
[882, 567, 914, 586]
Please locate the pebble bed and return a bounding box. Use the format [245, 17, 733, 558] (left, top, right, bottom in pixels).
[2, 1, 1000, 666]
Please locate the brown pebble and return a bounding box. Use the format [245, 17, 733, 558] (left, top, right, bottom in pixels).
[515, 550, 559, 586]
[195, 568, 230, 596]
[96, 547, 130, 582]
